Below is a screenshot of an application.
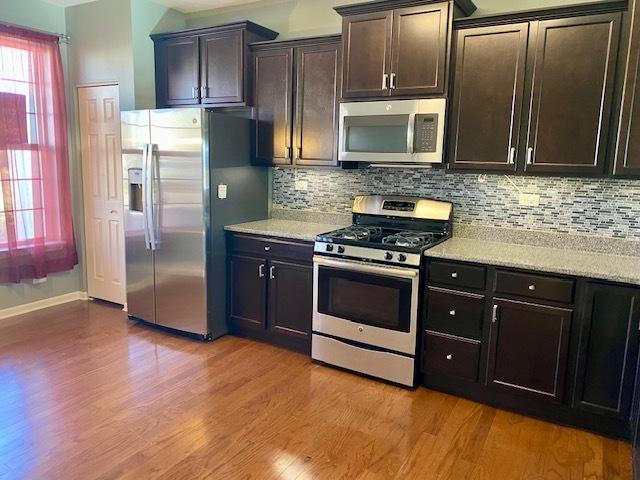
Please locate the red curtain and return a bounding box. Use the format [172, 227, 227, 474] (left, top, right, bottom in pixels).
[0, 25, 77, 283]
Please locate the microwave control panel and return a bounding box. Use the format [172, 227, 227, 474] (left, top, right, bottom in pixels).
[414, 114, 439, 153]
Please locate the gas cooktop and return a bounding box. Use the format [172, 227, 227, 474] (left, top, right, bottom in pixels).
[314, 195, 454, 267]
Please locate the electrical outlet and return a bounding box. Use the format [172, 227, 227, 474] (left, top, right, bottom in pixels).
[519, 193, 540, 207]
[294, 180, 308, 191]
[217, 184, 227, 199]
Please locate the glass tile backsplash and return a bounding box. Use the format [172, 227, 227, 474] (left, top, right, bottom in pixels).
[272, 167, 640, 240]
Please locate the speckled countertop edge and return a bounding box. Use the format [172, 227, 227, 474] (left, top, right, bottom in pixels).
[224, 218, 347, 242]
[425, 237, 640, 286]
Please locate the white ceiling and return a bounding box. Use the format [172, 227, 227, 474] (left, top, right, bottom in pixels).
[41, 0, 269, 13]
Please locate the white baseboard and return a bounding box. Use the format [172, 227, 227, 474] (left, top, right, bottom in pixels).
[0, 291, 89, 320]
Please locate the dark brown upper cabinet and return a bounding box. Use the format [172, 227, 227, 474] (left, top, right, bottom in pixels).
[253, 47, 294, 165]
[336, 0, 477, 100]
[523, 14, 621, 174]
[154, 36, 200, 107]
[614, 0, 640, 177]
[573, 283, 640, 419]
[152, 22, 278, 109]
[199, 30, 243, 104]
[448, 23, 529, 171]
[252, 36, 341, 167]
[487, 299, 573, 403]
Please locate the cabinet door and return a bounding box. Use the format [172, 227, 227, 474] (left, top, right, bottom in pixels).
[200, 30, 243, 105]
[448, 24, 529, 171]
[341, 11, 393, 98]
[487, 299, 573, 402]
[389, 3, 449, 97]
[253, 48, 294, 165]
[523, 14, 621, 174]
[573, 283, 640, 419]
[229, 255, 267, 329]
[614, 0, 640, 176]
[267, 260, 313, 352]
[155, 36, 200, 107]
[293, 43, 341, 167]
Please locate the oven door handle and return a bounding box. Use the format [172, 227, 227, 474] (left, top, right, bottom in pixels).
[313, 256, 419, 279]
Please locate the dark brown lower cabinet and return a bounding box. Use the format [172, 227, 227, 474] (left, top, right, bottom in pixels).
[228, 234, 313, 353]
[487, 299, 573, 402]
[267, 260, 313, 347]
[573, 283, 640, 419]
[229, 255, 267, 328]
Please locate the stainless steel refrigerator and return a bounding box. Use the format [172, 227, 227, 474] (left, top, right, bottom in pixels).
[121, 108, 268, 339]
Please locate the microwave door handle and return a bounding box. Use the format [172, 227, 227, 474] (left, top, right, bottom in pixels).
[407, 114, 416, 154]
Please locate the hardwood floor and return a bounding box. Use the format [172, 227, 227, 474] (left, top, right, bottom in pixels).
[0, 300, 632, 480]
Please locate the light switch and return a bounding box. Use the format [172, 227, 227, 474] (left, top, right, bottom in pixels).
[217, 184, 228, 199]
[294, 180, 308, 191]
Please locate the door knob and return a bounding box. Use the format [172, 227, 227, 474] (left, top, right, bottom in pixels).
[446, 354, 453, 360]
[451, 272, 458, 278]
[449, 310, 456, 316]
[529, 284, 536, 291]
[358, 326, 364, 333]
[110, 210, 118, 214]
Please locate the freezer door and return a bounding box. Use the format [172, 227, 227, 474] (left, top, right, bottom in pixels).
[121, 110, 155, 323]
[150, 109, 208, 335]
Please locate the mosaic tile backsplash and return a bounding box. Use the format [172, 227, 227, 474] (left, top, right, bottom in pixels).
[272, 168, 640, 240]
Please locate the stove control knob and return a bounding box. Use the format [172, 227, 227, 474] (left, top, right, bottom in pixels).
[398, 254, 407, 262]
[326, 244, 334, 252]
[385, 252, 393, 260]
[337, 246, 345, 254]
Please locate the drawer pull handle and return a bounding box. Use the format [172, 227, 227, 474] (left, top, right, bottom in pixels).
[529, 284, 536, 291]
[358, 326, 364, 333]
[492, 304, 499, 323]
[264, 246, 271, 252]
[446, 354, 453, 360]
[449, 310, 456, 316]
[451, 272, 458, 279]
[258, 264, 265, 278]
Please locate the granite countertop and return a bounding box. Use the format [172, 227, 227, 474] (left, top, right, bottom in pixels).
[224, 219, 347, 242]
[426, 237, 640, 285]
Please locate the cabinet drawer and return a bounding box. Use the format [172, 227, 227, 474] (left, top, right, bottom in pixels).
[229, 234, 313, 262]
[424, 332, 480, 382]
[425, 287, 484, 339]
[429, 261, 486, 290]
[495, 270, 575, 304]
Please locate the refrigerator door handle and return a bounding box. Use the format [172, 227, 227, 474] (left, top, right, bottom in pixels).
[147, 143, 159, 251]
[141, 143, 151, 250]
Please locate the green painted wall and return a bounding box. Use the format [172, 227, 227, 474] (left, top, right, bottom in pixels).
[0, 0, 84, 310]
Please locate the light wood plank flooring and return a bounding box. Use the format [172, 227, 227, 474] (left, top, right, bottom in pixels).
[0, 300, 632, 479]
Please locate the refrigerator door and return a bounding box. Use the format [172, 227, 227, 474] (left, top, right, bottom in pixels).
[121, 110, 155, 323]
[150, 108, 208, 336]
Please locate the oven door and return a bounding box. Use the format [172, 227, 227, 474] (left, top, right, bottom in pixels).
[313, 256, 419, 355]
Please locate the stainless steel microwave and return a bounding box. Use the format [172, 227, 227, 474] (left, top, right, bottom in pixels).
[338, 98, 446, 165]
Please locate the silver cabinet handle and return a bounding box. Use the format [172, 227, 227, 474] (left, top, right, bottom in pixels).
[526, 147, 534, 165]
[529, 284, 536, 291]
[451, 272, 458, 279]
[446, 354, 453, 360]
[269, 266, 275, 280]
[492, 304, 499, 323]
[382, 73, 389, 90]
[449, 310, 456, 316]
[264, 245, 271, 252]
[200, 85, 208, 99]
[258, 264, 265, 278]
[192, 87, 199, 99]
[508, 147, 516, 165]
[390, 73, 396, 89]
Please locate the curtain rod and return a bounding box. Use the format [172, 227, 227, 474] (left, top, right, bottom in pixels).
[0, 20, 70, 44]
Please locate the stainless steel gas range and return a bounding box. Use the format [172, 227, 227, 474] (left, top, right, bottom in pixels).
[312, 195, 454, 387]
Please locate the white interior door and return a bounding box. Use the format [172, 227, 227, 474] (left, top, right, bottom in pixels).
[78, 84, 126, 305]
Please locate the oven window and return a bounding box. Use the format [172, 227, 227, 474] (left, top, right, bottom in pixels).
[343, 115, 409, 153]
[317, 266, 413, 332]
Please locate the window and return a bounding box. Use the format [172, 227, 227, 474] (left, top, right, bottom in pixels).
[0, 25, 77, 283]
